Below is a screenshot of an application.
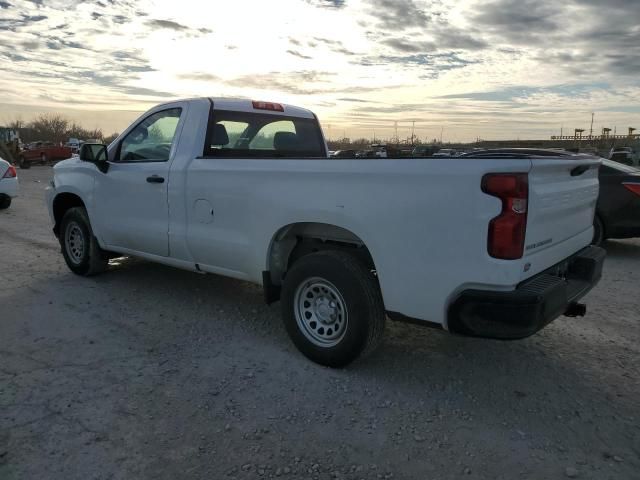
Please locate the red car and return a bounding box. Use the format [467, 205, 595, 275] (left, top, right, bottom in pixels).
[19, 141, 73, 169]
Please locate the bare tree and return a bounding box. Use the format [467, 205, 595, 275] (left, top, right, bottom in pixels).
[104, 133, 120, 145]
[29, 114, 70, 143]
[6, 117, 25, 130]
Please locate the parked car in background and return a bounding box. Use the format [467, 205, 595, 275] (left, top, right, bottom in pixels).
[432, 148, 457, 158]
[19, 141, 73, 169]
[608, 146, 639, 167]
[365, 144, 388, 158]
[411, 145, 438, 157]
[0, 156, 19, 209]
[593, 159, 640, 244]
[330, 149, 358, 159]
[355, 150, 376, 158]
[65, 138, 83, 154]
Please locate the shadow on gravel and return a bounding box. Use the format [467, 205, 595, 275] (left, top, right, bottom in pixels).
[601, 239, 640, 258]
[3, 254, 639, 479]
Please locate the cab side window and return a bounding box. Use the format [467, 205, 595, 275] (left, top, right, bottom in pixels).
[118, 108, 182, 162]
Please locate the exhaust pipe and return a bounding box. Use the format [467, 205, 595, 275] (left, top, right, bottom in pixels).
[564, 302, 587, 318]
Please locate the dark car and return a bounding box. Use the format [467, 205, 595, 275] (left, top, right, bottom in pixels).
[593, 159, 640, 244]
[330, 149, 357, 158]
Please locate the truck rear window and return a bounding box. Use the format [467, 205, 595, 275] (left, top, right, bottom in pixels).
[203, 110, 326, 158]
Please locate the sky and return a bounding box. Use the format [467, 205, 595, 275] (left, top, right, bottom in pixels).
[1, 0, 639, 142]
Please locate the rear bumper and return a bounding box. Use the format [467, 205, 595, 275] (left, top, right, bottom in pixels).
[0, 177, 19, 197]
[448, 246, 606, 339]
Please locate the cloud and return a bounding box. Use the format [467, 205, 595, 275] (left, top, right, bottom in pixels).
[382, 38, 436, 53]
[287, 49, 313, 60]
[144, 18, 212, 37]
[474, 0, 560, 43]
[365, 0, 432, 31]
[178, 73, 219, 81]
[0, 13, 47, 31]
[146, 19, 190, 31]
[311, 37, 360, 55]
[0, 0, 638, 141]
[228, 71, 337, 95]
[337, 97, 375, 103]
[473, 0, 640, 76]
[362, 51, 476, 76]
[306, 0, 346, 8]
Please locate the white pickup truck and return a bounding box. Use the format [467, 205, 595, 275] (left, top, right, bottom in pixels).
[46, 98, 605, 367]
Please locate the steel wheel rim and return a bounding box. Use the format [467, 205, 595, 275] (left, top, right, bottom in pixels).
[294, 277, 348, 347]
[65, 222, 85, 264]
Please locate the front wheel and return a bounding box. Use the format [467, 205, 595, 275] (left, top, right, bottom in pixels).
[19, 156, 30, 169]
[59, 207, 109, 276]
[281, 250, 385, 367]
[40, 153, 47, 164]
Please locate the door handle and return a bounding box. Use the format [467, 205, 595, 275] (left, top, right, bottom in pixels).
[146, 175, 165, 184]
[570, 165, 590, 176]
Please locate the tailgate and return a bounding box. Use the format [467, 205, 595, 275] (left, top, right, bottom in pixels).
[525, 155, 601, 256]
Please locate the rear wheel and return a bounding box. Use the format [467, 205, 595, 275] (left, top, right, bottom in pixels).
[59, 207, 109, 276]
[19, 156, 30, 169]
[281, 250, 385, 367]
[0, 194, 11, 209]
[40, 153, 47, 164]
[592, 215, 605, 246]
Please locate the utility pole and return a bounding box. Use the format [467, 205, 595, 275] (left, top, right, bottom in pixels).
[411, 121, 415, 146]
[589, 112, 594, 139]
[394, 121, 398, 144]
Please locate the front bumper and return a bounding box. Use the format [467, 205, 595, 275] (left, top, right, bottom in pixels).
[448, 246, 606, 339]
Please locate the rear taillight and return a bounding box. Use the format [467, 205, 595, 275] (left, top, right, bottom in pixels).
[482, 173, 528, 260]
[623, 182, 640, 197]
[2, 165, 16, 178]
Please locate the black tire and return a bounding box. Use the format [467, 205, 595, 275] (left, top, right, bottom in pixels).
[281, 250, 385, 367]
[592, 215, 605, 246]
[0, 194, 11, 210]
[40, 153, 47, 164]
[59, 207, 109, 276]
[19, 156, 30, 169]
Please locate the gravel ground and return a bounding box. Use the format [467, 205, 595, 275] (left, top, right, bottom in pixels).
[1, 166, 639, 480]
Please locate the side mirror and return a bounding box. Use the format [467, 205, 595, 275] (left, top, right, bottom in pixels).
[79, 143, 109, 173]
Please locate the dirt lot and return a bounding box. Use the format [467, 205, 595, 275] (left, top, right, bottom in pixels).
[1, 166, 639, 480]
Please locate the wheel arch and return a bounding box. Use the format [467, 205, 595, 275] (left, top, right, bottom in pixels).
[52, 192, 86, 236]
[265, 222, 377, 293]
[593, 210, 607, 244]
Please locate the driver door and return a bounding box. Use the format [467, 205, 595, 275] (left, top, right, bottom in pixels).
[93, 106, 184, 256]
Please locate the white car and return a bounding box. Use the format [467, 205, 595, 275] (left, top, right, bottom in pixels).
[0, 157, 18, 209]
[46, 98, 605, 367]
[432, 148, 457, 157]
